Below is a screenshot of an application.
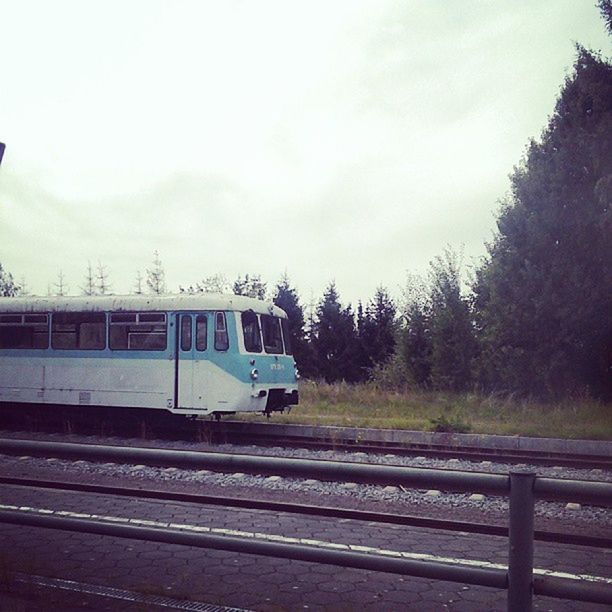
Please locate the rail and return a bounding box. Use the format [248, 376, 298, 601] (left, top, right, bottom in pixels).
[0, 439, 610, 611]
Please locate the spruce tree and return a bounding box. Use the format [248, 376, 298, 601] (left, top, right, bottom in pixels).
[273, 274, 313, 374]
[146, 251, 166, 295]
[311, 282, 361, 382]
[473, 47, 612, 398]
[0, 263, 20, 297]
[429, 248, 475, 392]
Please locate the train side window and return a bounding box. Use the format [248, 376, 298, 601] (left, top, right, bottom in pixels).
[180, 315, 192, 351]
[0, 314, 49, 349]
[52, 312, 105, 350]
[261, 314, 283, 354]
[241, 311, 262, 353]
[196, 315, 207, 351]
[281, 319, 293, 355]
[214, 312, 229, 351]
[109, 312, 167, 351]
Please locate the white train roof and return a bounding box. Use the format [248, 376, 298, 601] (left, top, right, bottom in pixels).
[0, 294, 287, 318]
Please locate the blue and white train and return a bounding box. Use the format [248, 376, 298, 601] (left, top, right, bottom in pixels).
[0, 294, 299, 418]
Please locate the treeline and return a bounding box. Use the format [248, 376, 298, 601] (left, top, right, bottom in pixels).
[1, 41, 610, 401]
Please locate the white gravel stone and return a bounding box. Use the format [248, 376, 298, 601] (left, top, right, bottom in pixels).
[480, 461, 492, 466]
[303, 479, 319, 485]
[469, 494, 486, 501]
[342, 482, 358, 489]
[565, 502, 581, 510]
[230, 472, 245, 478]
[425, 490, 441, 497]
[383, 486, 399, 493]
[448, 458, 460, 463]
[266, 476, 282, 482]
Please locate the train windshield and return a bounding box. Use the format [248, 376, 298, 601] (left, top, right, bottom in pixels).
[261, 314, 283, 354]
[241, 311, 262, 352]
[281, 318, 292, 355]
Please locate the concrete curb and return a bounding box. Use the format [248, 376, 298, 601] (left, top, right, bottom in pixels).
[224, 421, 612, 458]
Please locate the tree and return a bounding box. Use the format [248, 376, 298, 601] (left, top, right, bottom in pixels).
[400, 274, 432, 387]
[233, 274, 266, 300]
[598, 0, 612, 34]
[311, 282, 361, 382]
[96, 262, 111, 295]
[0, 263, 20, 297]
[146, 251, 166, 295]
[272, 273, 313, 373]
[359, 287, 397, 372]
[429, 247, 476, 392]
[180, 274, 230, 294]
[134, 270, 144, 294]
[473, 48, 612, 399]
[80, 261, 96, 296]
[54, 270, 69, 296]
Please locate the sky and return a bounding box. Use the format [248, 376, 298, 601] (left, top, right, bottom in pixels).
[1, 0, 610, 308]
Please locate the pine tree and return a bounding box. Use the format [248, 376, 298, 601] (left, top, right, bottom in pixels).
[54, 270, 68, 296]
[134, 270, 144, 294]
[400, 273, 432, 387]
[180, 274, 230, 294]
[429, 248, 475, 391]
[473, 47, 612, 399]
[146, 251, 167, 295]
[360, 287, 397, 372]
[96, 262, 111, 295]
[233, 274, 266, 299]
[311, 282, 361, 382]
[273, 273, 313, 373]
[81, 261, 97, 296]
[0, 263, 20, 297]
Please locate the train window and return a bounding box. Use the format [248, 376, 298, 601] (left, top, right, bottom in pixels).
[51, 312, 105, 350]
[196, 315, 207, 351]
[180, 315, 192, 351]
[214, 312, 229, 351]
[110, 313, 137, 323]
[261, 315, 283, 354]
[139, 313, 165, 323]
[0, 315, 22, 324]
[0, 314, 49, 349]
[24, 314, 48, 324]
[281, 319, 293, 355]
[241, 311, 262, 353]
[109, 311, 167, 351]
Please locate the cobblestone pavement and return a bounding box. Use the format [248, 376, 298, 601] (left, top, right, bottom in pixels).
[0, 485, 609, 611]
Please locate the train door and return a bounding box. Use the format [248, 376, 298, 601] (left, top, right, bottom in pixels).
[176, 313, 209, 410]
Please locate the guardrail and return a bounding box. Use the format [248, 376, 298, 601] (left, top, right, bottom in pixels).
[0, 439, 610, 611]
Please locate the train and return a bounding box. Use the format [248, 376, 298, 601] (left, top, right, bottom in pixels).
[0, 294, 299, 419]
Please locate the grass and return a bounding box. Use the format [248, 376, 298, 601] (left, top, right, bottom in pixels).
[239, 381, 612, 440]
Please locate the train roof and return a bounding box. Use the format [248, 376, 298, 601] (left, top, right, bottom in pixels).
[0, 294, 287, 318]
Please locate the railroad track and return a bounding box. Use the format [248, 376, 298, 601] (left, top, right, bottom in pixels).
[1, 402, 611, 470]
[2, 475, 610, 550]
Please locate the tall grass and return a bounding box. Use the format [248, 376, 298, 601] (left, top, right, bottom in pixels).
[249, 381, 611, 440]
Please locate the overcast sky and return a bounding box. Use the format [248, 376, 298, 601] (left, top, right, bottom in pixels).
[1, 0, 610, 307]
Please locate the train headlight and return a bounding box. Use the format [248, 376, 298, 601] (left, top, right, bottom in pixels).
[250, 368, 259, 381]
[294, 367, 300, 381]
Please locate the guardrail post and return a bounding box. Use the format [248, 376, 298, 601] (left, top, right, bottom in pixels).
[508, 470, 536, 612]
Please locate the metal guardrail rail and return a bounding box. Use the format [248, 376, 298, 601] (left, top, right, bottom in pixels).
[0, 439, 610, 611]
